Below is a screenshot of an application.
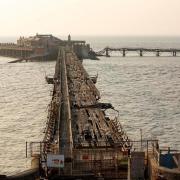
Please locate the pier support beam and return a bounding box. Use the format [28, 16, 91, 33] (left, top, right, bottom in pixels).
[139, 50, 143, 57]
[105, 48, 110, 57]
[173, 51, 177, 57]
[123, 49, 126, 57]
[156, 50, 160, 57]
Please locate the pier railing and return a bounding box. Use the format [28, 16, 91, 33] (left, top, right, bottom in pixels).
[26, 139, 160, 179]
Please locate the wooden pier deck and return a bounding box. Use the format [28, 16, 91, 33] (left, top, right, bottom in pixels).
[39, 46, 131, 179]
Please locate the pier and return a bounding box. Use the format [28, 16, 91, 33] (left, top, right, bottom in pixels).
[0, 43, 33, 59]
[96, 47, 180, 57]
[28, 46, 131, 179]
[1, 45, 180, 180]
[28, 46, 180, 180]
[0, 34, 97, 62]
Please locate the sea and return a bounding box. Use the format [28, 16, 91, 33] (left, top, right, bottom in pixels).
[0, 36, 180, 175]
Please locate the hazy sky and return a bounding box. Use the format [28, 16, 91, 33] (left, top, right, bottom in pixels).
[0, 0, 179, 36]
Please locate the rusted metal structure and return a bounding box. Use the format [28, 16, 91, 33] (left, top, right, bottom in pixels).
[28, 46, 131, 179]
[36, 46, 180, 180]
[96, 47, 180, 57]
[0, 34, 97, 62]
[0, 43, 33, 58]
[0, 34, 63, 61]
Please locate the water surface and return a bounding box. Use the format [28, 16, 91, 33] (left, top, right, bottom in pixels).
[0, 36, 180, 175]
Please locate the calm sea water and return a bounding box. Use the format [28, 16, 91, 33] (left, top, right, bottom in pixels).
[0, 36, 180, 175]
[0, 57, 55, 175]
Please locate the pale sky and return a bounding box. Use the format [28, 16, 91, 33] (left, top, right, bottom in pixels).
[0, 0, 180, 36]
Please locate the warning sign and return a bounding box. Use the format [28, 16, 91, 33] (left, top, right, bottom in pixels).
[47, 154, 64, 168]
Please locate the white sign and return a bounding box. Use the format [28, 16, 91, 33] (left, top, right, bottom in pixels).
[47, 154, 64, 168]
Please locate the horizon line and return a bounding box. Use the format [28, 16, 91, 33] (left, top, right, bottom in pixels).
[0, 34, 180, 38]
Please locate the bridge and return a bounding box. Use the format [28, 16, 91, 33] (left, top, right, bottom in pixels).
[96, 47, 180, 57]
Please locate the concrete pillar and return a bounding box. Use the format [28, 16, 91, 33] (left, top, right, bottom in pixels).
[123, 49, 126, 57]
[173, 51, 177, 57]
[105, 48, 110, 57]
[156, 50, 160, 57]
[140, 49, 143, 57]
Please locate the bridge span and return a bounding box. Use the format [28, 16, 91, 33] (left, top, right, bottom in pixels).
[96, 47, 180, 57]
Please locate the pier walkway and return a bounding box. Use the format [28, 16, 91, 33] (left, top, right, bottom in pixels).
[96, 47, 180, 57]
[31, 46, 131, 179]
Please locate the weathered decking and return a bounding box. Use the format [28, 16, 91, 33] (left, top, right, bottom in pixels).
[40, 46, 130, 179]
